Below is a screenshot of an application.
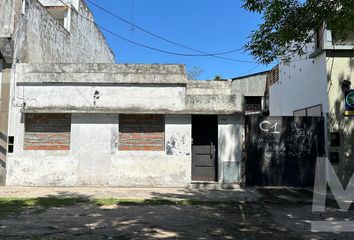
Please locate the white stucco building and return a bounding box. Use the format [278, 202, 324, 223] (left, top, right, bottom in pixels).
[269, 24, 354, 184]
[0, 0, 269, 187]
[5, 63, 256, 187]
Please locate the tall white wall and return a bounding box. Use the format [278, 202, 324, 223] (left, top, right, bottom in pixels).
[269, 51, 329, 116]
[7, 0, 114, 63]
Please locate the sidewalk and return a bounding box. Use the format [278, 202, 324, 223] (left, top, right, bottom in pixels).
[0, 186, 262, 202]
[0, 186, 318, 203]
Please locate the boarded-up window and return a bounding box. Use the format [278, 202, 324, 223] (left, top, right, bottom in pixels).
[119, 114, 165, 151]
[24, 114, 71, 150]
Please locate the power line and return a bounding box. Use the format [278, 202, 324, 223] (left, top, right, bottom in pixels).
[59, 0, 256, 63]
[237, 64, 262, 77]
[86, 0, 244, 57]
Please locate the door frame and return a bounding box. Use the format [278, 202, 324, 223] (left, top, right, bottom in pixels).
[191, 115, 218, 182]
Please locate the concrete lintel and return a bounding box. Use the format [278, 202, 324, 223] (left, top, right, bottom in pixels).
[21, 107, 242, 115]
[17, 82, 187, 87]
[16, 63, 188, 84]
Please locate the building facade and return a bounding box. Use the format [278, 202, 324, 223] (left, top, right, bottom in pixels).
[269, 24, 354, 184]
[5, 63, 268, 187]
[1, 0, 268, 187]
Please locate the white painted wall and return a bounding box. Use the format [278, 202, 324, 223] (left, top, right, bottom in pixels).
[19, 85, 186, 112]
[6, 113, 192, 186]
[6, 111, 246, 186]
[269, 46, 329, 116]
[218, 115, 244, 184]
[110, 114, 192, 187]
[72, 113, 116, 186]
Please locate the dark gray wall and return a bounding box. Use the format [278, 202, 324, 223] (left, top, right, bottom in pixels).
[246, 116, 325, 186]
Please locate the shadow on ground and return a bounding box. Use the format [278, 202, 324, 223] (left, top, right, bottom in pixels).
[0, 189, 353, 239]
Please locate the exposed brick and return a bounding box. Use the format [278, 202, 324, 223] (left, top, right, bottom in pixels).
[24, 145, 70, 151]
[119, 114, 165, 151]
[24, 114, 71, 151]
[119, 146, 164, 151]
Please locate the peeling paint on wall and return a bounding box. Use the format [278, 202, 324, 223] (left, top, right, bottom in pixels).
[166, 132, 188, 155]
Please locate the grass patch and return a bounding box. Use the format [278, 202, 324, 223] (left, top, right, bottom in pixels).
[0, 197, 89, 217]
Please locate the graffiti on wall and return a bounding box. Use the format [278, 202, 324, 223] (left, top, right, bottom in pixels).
[246, 116, 325, 186]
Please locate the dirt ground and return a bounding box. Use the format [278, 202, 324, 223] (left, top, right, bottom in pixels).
[0, 201, 354, 240]
[0, 187, 353, 239]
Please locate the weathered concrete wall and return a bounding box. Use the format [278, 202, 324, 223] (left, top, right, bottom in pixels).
[15, 64, 188, 113]
[0, 0, 22, 62]
[327, 56, 354, 184]
[20, 0, 114, 63]
[6, 111, 246, 186]
[186, 80, 242, 114]
[218, 115, 244, 184]
[232, 72, 268, 97]
[0, 0, 21, 38]
[110, 115, 192, 187]
[19, 85, 187, 113]
[72, 113, 117, 186]
[6, 113, 192, 186]
[1, 0, 114, 185]
[14, 64, 245, 114]
[1, 0, 114, 63]
[6, 106, 77, 185]
[6, 62, 260, 186]
[16, 63, 187, 84]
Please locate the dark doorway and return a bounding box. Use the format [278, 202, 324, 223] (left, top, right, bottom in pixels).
[192, 115, 218, 181]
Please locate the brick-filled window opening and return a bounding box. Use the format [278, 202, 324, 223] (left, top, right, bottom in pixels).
[24, 114, 71, 150]
[119, 114, 165, 151]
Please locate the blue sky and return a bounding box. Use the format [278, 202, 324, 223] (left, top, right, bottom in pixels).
[85, 0, 275, 80]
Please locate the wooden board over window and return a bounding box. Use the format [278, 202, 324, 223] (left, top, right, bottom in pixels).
[24, 114, 71, 150]
[119, 114, 165, 151]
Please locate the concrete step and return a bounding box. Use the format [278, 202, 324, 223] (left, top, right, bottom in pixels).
[189, 182, 241, 190]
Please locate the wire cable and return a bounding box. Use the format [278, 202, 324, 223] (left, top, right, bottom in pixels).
[86, 0, 244, 57]
[58, 0, 256, 63]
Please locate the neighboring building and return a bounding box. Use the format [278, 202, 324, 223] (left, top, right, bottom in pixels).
[269, 23, 354, 184]
[232, 71, 269, 116]
[0, 0, 114, 184]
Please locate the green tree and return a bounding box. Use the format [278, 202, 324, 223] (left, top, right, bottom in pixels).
[243, 0, 354, 64]
[214, 75, 222, 81]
